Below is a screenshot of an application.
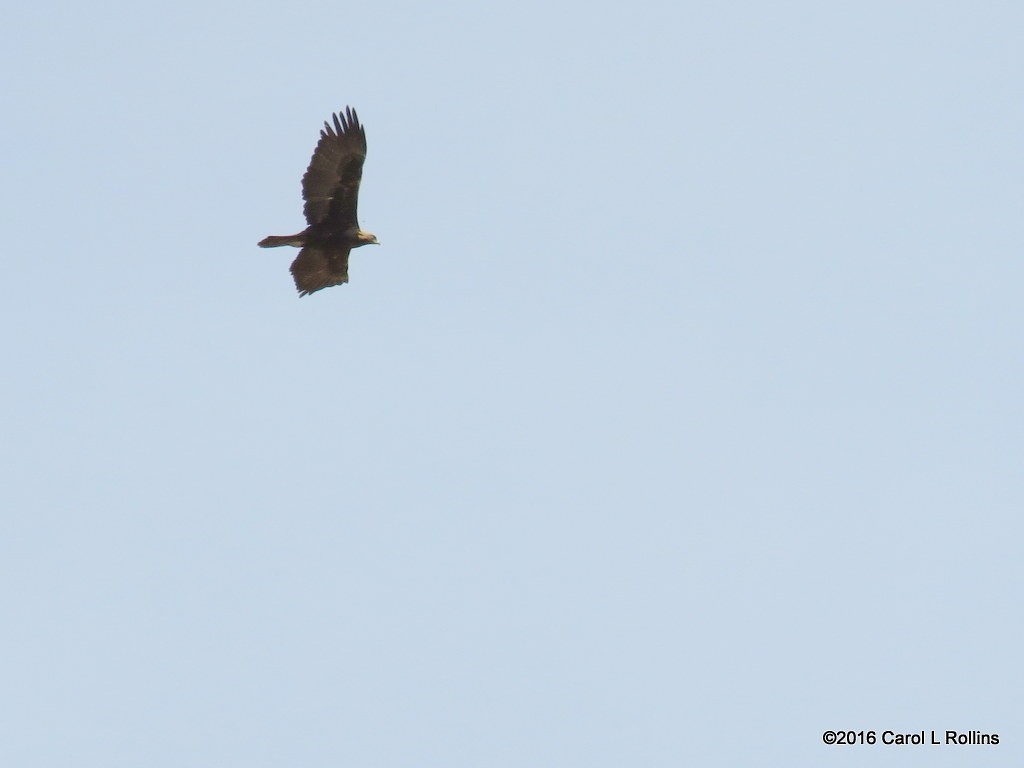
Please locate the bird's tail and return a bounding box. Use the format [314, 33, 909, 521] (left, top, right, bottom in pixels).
[258, 233, 306, 248]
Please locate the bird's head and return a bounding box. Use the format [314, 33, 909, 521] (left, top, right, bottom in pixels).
[357, 230, 379, 246]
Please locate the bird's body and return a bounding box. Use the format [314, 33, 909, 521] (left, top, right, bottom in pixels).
[259, 107, 378, 296]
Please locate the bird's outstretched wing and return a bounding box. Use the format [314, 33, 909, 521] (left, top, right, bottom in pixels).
[289, 245, 350, 296]
[301, 107, 367, 229]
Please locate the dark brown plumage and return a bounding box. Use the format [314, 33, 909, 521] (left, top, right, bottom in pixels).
[259, 107, 378, 296]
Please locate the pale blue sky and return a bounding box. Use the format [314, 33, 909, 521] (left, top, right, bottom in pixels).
[2, 1, 1021, 765]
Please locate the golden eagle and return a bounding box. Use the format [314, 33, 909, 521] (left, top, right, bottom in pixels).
[259, 107, 378, 296]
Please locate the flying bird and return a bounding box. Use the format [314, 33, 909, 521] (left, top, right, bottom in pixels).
[259, 107, 378, 296]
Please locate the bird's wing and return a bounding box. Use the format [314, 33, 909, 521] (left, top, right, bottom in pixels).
[301, 107, 367, 228]
[290, 245, 350, 296]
